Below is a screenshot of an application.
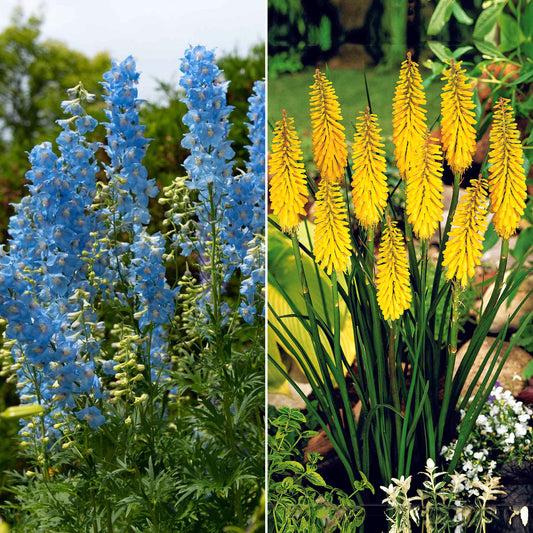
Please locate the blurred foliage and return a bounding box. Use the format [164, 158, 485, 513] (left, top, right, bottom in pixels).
[219, 44, 265, 169]
[268, 0, 341, 77]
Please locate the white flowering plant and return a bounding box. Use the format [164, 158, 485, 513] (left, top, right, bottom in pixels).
[382, 458, 506, 533]
[441, 384, 533, 498]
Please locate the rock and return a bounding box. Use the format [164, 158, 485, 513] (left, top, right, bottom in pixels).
[268, 381, 312, 411]
[304, 401, 361, 460]
[454, 337, 533, 398]
[474, 273, 533, 333]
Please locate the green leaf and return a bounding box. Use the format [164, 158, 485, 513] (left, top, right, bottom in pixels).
[428, 0, 455, 35]
[473, 39, 505, 59]
[473, 2, 504, 40]
[523, 0, 533, 36]
[523, 359, 533, 380]
[499, 12, 521, 53]
[316, 508, 328, 519]
[427, 41, 453, 62]
[305, 471, 327, 487]
[482, 221, 499, 253]
[452, 2, 474, 25]
[281, 477, 294, 488]
[280, 460, 305, 473]
[510, 226, 533, 262]
[452, 45, 474, 59]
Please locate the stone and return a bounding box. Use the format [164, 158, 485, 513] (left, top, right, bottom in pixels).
[454, 337, 533, 398]
[474, 273, 533, 333]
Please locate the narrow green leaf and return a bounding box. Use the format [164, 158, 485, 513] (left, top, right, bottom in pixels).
[523, 0, 533, 36]
[482, 220, 499, 253]
[522, 359, 533, 380]
[452, 45, 474, 59]
[473, 39, 505, 59]
[452, 2, 474, 25]
[510, 226, 533, 262]
[428, 0, 455, 35]
[427, 40, 453, 62]
[473, 3, 504, 40]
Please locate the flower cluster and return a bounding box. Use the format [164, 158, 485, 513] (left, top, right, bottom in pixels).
[0, 85, 104, 438]
[95, 56, 176, 380]
[441, 384, 533, 497]
[177, 45, 264, 324]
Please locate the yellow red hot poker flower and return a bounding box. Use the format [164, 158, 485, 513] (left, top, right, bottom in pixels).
[313, 179, 352, 275]
[269, 110, 309, 234]
[442, 178, 489, 287]
[351, 108, 388, 229]
[487, 97, 527, 240]
[376, 217, 411, 321]
[392, 52, 427, 179]
[406, 129, 444, 240]
[309, 69, 348, 183]
[440, 60, 477, 176]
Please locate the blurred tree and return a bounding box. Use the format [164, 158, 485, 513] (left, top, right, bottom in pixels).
[268, 0, 342, 77]
[380, 0, 409, 69]
[0, 9, 109, 241]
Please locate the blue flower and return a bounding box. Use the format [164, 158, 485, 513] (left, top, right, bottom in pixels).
[76, 406, 106, 429]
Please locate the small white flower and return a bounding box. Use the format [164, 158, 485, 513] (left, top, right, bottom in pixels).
[521, 506, 529, 526]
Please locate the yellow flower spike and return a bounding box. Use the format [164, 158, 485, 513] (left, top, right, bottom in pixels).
[310, 69, 348, 183]
[269, 110, 309, 234]
[440, 60, 477, 176]
[406, 129, 444, 240]
[351, 107, 388, 229]
[488, 97, 527, 240]
[392, 52, 427, 179]
[376, 217, 411, 321]
[442, 178, 489, 287]
[313, 179, 352, 275]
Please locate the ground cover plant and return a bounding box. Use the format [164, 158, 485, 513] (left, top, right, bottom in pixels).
[0, 45, 265, 532]
[268, 52, 533, 526]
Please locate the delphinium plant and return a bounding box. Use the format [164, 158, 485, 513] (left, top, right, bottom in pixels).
[0, 45, 264, 533]
[268, 52, 533, 512]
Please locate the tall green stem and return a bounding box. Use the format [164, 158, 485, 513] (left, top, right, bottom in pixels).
[389, 322, 402, 468]
[437, 284, 460, 449]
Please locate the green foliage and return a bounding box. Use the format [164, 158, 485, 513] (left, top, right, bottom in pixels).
[268, 0, 340, 78]
[268, 407, 371, 532]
